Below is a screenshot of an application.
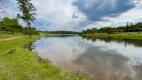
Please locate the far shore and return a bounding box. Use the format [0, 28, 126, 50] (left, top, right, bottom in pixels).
[80, 32, 142, 40]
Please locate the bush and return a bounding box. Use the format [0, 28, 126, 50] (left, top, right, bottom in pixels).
[23, 27, 39, 35]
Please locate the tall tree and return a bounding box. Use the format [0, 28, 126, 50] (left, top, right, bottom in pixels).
[17, 0, 36, 28]
[125, 22, 129, 32]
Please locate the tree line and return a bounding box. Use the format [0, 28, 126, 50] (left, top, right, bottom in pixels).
[41, 31, 80, 34]
[0, 17, 38, 35]
[82, 22, 142, 34]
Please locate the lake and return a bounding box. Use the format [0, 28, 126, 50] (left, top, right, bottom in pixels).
[31, 35, 142, 80]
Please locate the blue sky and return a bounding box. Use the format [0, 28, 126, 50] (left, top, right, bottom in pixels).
[2, 0, 142, 31]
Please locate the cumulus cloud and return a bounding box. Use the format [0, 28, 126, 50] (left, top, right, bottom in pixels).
[30, 0, 88, 31]
[72, 0, 136, 21]
[1, 0, 142, 31]
[72, 12, 80, 19]
[134, 0, 142, 6]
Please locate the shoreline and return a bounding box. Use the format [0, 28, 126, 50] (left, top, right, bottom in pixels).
[0, 35, 90, 80]
[80, 32, 142, 40]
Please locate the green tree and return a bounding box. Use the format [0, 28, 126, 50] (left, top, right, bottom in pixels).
[0, 21, 2, 31]
[2, 17, 20, 34]
[103, 27, 114, 34]
[17, 0, 36, 28]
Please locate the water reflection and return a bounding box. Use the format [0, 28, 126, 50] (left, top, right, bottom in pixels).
[81, 35, 142, 47]
[32, 35, 142, 80]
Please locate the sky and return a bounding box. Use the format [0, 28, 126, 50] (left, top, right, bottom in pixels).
[1, 0, 142, 31]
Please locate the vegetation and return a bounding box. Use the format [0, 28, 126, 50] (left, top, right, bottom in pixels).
[0, 31, 22, 39]
[1, 0, 142, 79]
[0, 36, 90, 80]
[0, 0, 89, 78]
[0, 17, 39, 35]
[82, 22, 142, 34]
[81, 32, 142, 40]
[81, 34, 142, 47]
[0, 17, 22, 34]
[17, 0, 36, 27]
[42, 31, 80, 34]
[0, 0, 38, 36]
[81, 22, 142, 40]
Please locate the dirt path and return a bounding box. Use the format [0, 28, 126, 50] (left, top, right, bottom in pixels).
[0, 36, 25, 41]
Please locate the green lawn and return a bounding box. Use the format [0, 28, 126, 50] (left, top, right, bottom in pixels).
[81, 32, 142, 40]
[0, 32, 23, 39]
[0, 36, 90, 80]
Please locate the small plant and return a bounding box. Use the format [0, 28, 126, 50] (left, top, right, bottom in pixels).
[8, 49, 16, 54]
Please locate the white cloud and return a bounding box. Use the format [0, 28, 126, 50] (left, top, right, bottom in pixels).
[84, 4, 142, 29]
[30, 0, 87, 31]
[3, 0, 142, 31]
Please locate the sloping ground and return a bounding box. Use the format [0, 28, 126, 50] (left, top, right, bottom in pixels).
[0, 32, 23, 39]
[0, 36, 25, 41]
[0, 36, 90, 80]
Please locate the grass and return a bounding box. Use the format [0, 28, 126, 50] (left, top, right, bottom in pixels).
[0, 35, 90, 80]
[81, 32, 142, 40]
[0, 31, 23, 39]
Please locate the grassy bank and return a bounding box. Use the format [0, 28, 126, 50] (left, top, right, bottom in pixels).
[0, 36, 90, 80]
[81, 32, 142, 40]
[0, 31, 23, 39]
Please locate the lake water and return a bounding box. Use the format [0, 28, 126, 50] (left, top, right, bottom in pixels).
[32, 35, 142, 80]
